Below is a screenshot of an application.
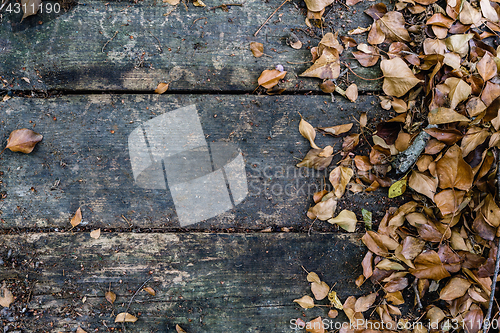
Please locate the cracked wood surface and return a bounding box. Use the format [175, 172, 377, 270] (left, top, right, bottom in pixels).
[0, 94, 397, 230]
[0, 0, 381, 93]
[0, 232, 369, 332]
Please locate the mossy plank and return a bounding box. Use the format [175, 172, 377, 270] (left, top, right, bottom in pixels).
[0, 94, 397, 229]
[0, 232, 369, 332]
[0, 0, 381, 93]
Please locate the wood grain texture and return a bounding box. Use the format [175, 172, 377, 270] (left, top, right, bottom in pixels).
[0, 0, 382, 93]
[0, 94, 398, 229]
[0, 232, 369, 332]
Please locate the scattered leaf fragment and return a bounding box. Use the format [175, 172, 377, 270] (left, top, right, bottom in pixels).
[381, 58, 422, 97]
[90, 229, 101, 239]
[0, 282, 14, 308]
[105, 291, 116, 304]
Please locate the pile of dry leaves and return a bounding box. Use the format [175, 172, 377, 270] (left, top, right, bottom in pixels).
[292, 0, 500, 332]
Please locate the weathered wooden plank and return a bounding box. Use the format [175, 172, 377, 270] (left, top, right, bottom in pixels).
[0, 232, 369, 332]
[0, 0, 381, 93]
[0, 94, 396, 229]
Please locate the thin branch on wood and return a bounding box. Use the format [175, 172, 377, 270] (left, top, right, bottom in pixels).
[254, 0, 290, 37]
[148, 31, 163, 54]
[125, 276, 153, 313]
[483, 150, 500, 333]
[101, 31, 119, 53]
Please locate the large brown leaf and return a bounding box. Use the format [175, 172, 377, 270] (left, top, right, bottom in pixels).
[381, 58, 422, 97]
[409, 250, 451, 280]
[379, 11, 411, 42]
[434, 189, 466, 216]
[428, 107, 470, 125]
[440, 277, 471, 301]
[424, 128, 463, 145]
[436, 145, 473, 191]
[408, 171, 438, 200]
[258, 69, 287, 89]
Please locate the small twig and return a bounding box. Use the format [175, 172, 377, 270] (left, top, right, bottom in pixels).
[413, 278, 422, 311]
[343, 63, 384, 81]
[148, 31, 163, 53]
[483, 150, 500, 333]
[191, 16, 207, 27]
[0, 0, 10, 12]
[101, 31, 119, 53]
[254, 0, 289, 36]
[125, 276, 153, 313]
[210, 3, 243, 10]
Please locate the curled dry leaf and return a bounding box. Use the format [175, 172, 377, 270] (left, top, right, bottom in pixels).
[329, 166, 354, 198]
[115, 312, 138, 323]
[388, 177, 407, 198]
[381, 58, 422, 97]
[0, 281, 14, 308]
[105, 291, 116, 304]
[258, 69, 286, 89]
[299, 117, 320, 149]
[328, 291, 343, 310]
[154, 82, 169, 94]
[70, 207, 82, 227]
[293, 295, 315, 309]
[90, 229, 101, 239]
[250, 42, 264, 58]
[296, 149, 333, 170]
[318, 123, 353, 136]
[3, 128, 43, 154]
[328, 210, 357, 232]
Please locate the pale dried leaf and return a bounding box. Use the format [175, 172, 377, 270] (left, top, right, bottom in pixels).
[90, 229, 101, 239]
[460, 1, 482, 25]
[480, 0, 499, 23]
[477, 53, 497, 81]
[327, 210, 357, 232]
[0, 282, 14, 308]
[250, 42, 264, 58]
[21, 0, 41, 19]
[329, 166, 354, 198]
[307, 272, 321, 283]
[345, 84, 358, 102]
[439, 277, 471, 301]
[311, 281, 330, 300]
[428, 107, 470, 125]
[299, 117, 320, 149]
[115, 312, 138, 323]
[293, 295, 315, 309]
[105, 291, 116, 304]
[304, 0, 334, 12]
[354, 293, 377, 312]
[319, 123, 353, 136]
[379, 11, 411, 42]
[408, 171, 437, 200]
[71, 208, 82, 227]
[144, 287, 156, 296]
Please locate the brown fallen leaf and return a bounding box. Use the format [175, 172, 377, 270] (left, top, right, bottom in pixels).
[352, 49, 380, 67]
[381, 58, 422, 97]
[329, 166, 354, 198]
[90, 229, 101, 239]
[409, 250, 451, 280]
[307, 196, 337, 220]
[311, 281, 329, 300]
[379, 11, 411, 42]
[428, 107, 470, 125]
[258, 69, 287, 89]
[2, 128, 43, 154]
[480, 0, 499, 23]
[176, 324, 188, 333]
[300, 48, 340, 80]
[193, 0, 205, 6]
[21, 0, 41, 20]
[115, 312, 138, 323]
[306, 316, 325, 333]
[408, 171, 437, 200]
[296, 148, 333, 170]
[307, 272, 321, 283]
[0, 281, 14, 308]
[293, 295, 315, 309]
[345, 84, 358, 102]
[461, 126, 490, 157]
[144, 287, 156, 296]
[105, 291, 116, 304]
[304, 0, 334, 12]
[446, 77, 472, 110]
[70, 207, 82, 227]
[460, 1, 482, 25]
[154, 82, 169, 94]
[439, 277, 471, 301]
[250, 42, 264, 58]
[328, 210, 357, 232]
[477, 53, 497, 81]
[434, 189, 465, 216]
[318, 123, 353, 136]
[436, 145, 473, 191]
[299, 117, 320, 149]
[76, 327, 88, 333]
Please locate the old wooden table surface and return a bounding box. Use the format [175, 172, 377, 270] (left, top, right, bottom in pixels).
[0, 0, 388, 331]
